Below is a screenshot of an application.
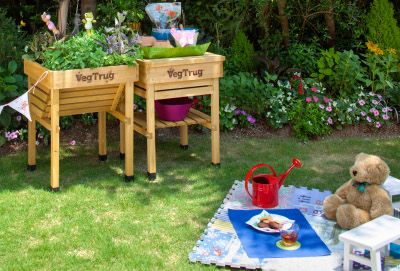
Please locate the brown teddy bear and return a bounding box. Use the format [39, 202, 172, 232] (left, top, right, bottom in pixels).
[323, 153, 392, 229]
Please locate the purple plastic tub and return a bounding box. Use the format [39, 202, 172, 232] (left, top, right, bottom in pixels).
[155, 98, 193, 122]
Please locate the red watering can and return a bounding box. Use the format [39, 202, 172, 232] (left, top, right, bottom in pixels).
[245, 158, 302, 208]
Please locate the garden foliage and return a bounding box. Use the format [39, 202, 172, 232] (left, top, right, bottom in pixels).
[366, 0, 400, 50]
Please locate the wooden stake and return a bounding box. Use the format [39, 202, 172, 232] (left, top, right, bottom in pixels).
[179, 125, 188, 148]
[28, 117, 37, 168]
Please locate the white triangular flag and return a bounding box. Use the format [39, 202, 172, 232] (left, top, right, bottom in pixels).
[8, 91, 31, 121]
[0, 105, 4, 115]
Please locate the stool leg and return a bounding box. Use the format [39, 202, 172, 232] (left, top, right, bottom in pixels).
[27, 118, 37, 171]
[179, 125, 188, 149]
[343, 242, 353, 271]
[371, 250, 381, 271]
[146, 87, 156, 180]
[98, 112, 107, 161]
[211, 79, 220, 166]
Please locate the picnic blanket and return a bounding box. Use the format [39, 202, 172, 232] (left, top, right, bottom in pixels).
[189, 180, 400, 271]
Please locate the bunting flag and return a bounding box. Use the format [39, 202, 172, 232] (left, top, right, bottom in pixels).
[7, 91, 31, 121]
[0, 105, 4, 115]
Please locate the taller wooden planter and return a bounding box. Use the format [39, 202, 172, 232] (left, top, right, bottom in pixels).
[24, 60, 138, 190]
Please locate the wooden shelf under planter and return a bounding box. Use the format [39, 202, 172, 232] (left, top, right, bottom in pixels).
[24, 60, 138, 190]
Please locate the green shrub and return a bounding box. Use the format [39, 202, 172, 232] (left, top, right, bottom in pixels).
[0, 61, 26, 131]
[220, 72, 267, 116]
[366, 0, 400, 50]
[289, 100, 331, 141]
[229, 31, 256, 73]
[312, 49, 365, 97]
[0, 8, 26, 68]
[284, 42, 320, 76]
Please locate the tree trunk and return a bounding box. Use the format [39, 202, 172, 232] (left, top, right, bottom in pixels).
[81, 0, 97, 16]
[277, 0, 289, 47]
[324, 1, 336, 47]
[57, 0, 70, 37]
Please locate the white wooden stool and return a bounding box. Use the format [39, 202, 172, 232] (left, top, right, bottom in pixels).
[339, 215, 400, 271]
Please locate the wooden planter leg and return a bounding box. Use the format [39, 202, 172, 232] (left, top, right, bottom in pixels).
[27, 118, 37, 171]
[119, 121, 125, 160]
[98, 111, 107, 161]
[146, 86, 157, 180]
[124, 82, 134, 182]
[50, 89, 60, 191]
[179, 125, 189, 150]
[211, 79, 220, 166]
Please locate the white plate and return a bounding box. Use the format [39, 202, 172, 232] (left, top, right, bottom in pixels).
[246, 210, 295, 233]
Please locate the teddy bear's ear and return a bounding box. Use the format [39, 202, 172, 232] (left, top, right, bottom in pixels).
[355, 153, 368, 161]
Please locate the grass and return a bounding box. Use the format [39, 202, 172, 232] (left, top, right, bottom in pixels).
[0, 130, 399, 270]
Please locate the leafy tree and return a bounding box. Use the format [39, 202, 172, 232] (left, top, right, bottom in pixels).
[366, 0, 400, 50]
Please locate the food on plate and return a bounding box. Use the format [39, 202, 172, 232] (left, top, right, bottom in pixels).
[257, 215, 283, 230]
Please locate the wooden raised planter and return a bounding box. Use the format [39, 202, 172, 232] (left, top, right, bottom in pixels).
[24, 60, 139, 190]
[133, 53, 225, 179]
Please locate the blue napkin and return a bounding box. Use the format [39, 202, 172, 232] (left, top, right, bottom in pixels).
[228, 209, 331, 258]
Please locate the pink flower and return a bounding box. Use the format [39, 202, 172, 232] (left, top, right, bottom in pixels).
[326, 106, 332, 112]
[247, 115, 256, 124]
[376, 122, 382, 128]
[373, 110, 379, 117]
[372, 99, 378, 105]
[377, 94, 382, 100]
[358, 100, 366, 106]
[382, 107, 388, 113]
[16, 115, 22, 122]
[383, 114, 390, 120]
[369, 108, 375, 113]
[311, 87, 318, 93]
[305, 97, 312, 103]
[69, 140, 76, 146]
[319, 104, 325, 109]
[323, 97, 330, 104]
[361, 111, 366, 116]
[313, 96, 319, 102]
[367, 116, 372, 123]
[327, 117, 333, 125]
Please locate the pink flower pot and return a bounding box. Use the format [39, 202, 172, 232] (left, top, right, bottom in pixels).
[155, 98, 193, 122]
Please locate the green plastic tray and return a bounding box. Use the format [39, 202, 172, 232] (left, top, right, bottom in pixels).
[143, 43, 210, 59]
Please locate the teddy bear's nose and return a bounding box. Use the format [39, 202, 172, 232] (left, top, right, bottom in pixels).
[352, 170, 358, 176]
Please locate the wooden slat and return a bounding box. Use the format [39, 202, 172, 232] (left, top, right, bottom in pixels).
[59, 106, 111, 116]
[60, 94, 116, 105]
[154, 86, 212, 100]
[111, 84, 125, 111]
[211, 78, 220, 164]
[190, 108, 211, 122]
[29, 94, 47, 111]
[154, 79, 213, 91]
[109, 110, 126, 123]
[61, 84, 119, 92]
[31, 86, 50, 101]
[29, 103, 45, 119]
[137, 53, 225, 68]
[59, 100, 112, 111]
[134, 86, 146, 98]
[60, 88, 116, 98]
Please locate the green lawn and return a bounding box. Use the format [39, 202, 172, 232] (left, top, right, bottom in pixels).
[0, 130, 399, 270]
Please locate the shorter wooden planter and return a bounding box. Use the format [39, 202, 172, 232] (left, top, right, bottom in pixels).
[133, 53, 225, 179]
[24, 60, 138, 190]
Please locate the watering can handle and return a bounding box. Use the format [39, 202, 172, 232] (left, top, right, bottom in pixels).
[244, 163, 278, 199]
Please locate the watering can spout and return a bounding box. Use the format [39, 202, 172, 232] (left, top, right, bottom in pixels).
[278, 158, 302, 187]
